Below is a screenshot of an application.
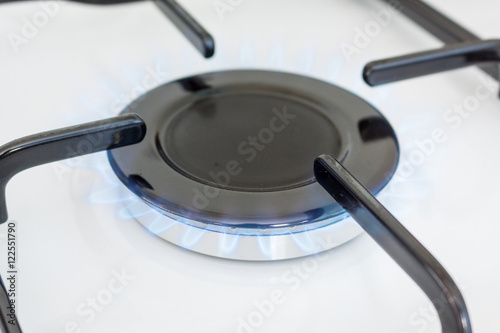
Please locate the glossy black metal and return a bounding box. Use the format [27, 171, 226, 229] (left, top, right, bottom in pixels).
[314, 154, 471, 333]
[108, 70, 399, 230]
[154, 0, 215, 58]
[0, 0, 215, 58]
[364, 39, 500, 86]
[0, 275, 21, 333]
[0, 114, 146, 224]
[381, 0, 498, 81]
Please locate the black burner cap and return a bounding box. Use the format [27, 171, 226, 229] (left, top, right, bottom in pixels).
[108, 70, 399, 230]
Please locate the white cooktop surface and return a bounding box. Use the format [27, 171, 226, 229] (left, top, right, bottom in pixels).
[1, 0, 500, 332]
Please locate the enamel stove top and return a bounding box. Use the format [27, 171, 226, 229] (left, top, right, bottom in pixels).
[0, 0, 500, 332]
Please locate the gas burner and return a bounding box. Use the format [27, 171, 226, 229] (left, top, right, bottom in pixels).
[108, 70, 399, 260]
[4, 0, 499, 332]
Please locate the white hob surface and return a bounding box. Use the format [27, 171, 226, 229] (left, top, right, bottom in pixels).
[0, 0, 500, 332]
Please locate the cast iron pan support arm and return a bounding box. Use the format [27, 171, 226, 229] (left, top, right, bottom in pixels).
[379, 0, 499, 81]
[153, 0, 215, 58]
[365, 0, 500, 93]
[363, 39, 500, 87]
[0, 276, 21, 333]
[0, 0, 214, 58]
[0, 114, 146, 224]
[0, 125, 472, 333]
[0, 115, 145, 333]
[314, 154, 472, 333]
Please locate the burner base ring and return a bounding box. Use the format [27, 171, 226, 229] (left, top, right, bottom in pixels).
[125, 196, 363, 261]
[108, 69, 399, 259]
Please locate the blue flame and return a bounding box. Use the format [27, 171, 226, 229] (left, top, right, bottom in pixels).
[289, 229, 318, 253]
[146, 215, 176, 235]
[267, 43, 285, 70]
[239, 41, 256, 68]
[296, 48, 316, 75]
[256, 234, 274, 259]
[218, 231, 241, 256]
[325, 55, 345, 83]
[70, 40, 432, 255]
[118, 200, 153, 219]
[180, 226, 208, 249]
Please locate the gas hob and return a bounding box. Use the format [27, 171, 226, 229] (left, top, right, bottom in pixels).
[0, 0, 500, 332]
